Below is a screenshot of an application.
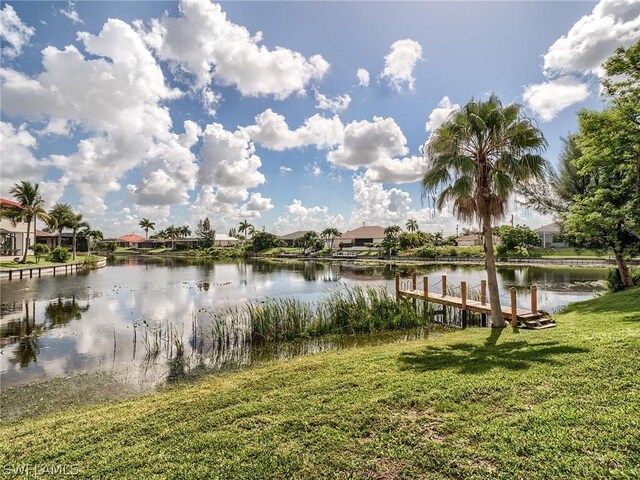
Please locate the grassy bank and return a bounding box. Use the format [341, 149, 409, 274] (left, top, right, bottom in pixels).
[1, 289, 639, 478]
[0, 254, 100, 269]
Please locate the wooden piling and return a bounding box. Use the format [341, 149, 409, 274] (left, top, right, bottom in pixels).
[480, 280, 486, 305]
[411, 272, 417, 291]
[510, 287, 518, 327]
[441, 275, 447, 297]
[395, 273, 400, 299]
[461, 282, 467, 309]
[530, 285, 538, 313]
[423, 277, 429, 299]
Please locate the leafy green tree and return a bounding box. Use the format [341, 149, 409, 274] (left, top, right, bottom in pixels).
[228, 227, 238, 238]
[4, 181, 53, 263]
[164, 225, 179, 249]
[562, 107, 640, 287]
[301, 231, 322, 252]
[496, 225, 540, 250]
[50, 246, 72, 263]
[195, 218, 216, 248]
[139, 218, 156, 238]
[405, 218, 419, 232]
[80, 229, 103, 255]
[422, 95, 547, 327]
[381, 232, 400, 256]
[31, 243, 50, 263]
[251, 231, 284, 252]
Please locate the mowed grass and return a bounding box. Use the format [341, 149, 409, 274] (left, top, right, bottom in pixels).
[1, 289, 639, 479]
[0, 255, 94, 269]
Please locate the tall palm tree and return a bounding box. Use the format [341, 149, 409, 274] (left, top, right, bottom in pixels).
[80, 228, 103, 255]
[422, 94, 547, 327]
[384, 225, 402, 237]
[165, 225, 179, 249]
[178, 225, 191, 238]
[48, 203, 73, 248]
[139, 218, 156, 238]
[69, 213, 90, 260]
[321, 227, 342, 250]
[5, 181, 52, 263]
[405, 218, 419, 233]
[238, 220, 254, 240]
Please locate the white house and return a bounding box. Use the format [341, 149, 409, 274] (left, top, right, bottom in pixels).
[214, 234, 240, 246]
[536, 222, 569, 248]
[0, 198, 36, 257]
[455, 234, 482, 247]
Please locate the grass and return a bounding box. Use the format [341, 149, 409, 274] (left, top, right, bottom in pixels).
[1, 288, 639, 478]
[259, 246, 303, 255]
[0, 254, 96, 269]
[530, 247, 607, 258]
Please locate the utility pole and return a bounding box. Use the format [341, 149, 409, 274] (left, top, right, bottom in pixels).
[511, 214, 514, 227]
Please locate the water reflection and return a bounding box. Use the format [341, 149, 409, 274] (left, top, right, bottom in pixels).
[1, 257, 606, 389]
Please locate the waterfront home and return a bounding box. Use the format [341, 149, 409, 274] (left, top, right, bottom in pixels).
[35, 230, 57, 250]
[117, 234, 147, 248]
[213, 234, 240, 246]
[337, 226, 385, 248]
[536, 222, 569, 248]
[0, 198, 35, 257]
[456, 233, 482, 247]
[279, 230, 313, 247]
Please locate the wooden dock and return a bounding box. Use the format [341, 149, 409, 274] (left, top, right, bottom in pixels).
[396, 273, 556, 330]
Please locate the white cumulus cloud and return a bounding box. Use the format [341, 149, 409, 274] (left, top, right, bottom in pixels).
[425, 96, 460, 134]
[314, 91, 351, 113]
[242, 109, 344, 151]
[380, 39, 422, 92]
[523, 76, 590, 122]
[357, 68, 370, 87]
[543, 0, 640, 77]
[0, 4, 35, 58]
[137, 0, 329, 99]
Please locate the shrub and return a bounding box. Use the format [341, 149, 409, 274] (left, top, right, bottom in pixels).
[415, 245, 437, 258]
[50, 246, 71, 263]
[607, 268, 640, 291]
[31, 243, 50, 263]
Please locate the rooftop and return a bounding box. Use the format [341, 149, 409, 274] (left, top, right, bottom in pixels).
[279, 230, 313, 240]
[340, 226, 385, 239]
[118, 234, 147, 243]
[0, 198, 24, 209]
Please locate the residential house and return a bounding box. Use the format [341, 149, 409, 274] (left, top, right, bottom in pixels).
[35, 230, 57, 250]
[279, 231, 312, 247]
[536, 222, 569, 248]
[117, 234, 147, 248]
[213, 234, 240, 247]
[455, 234, 482, 247]
[0, 198, 36, 256]
[337, 226, 385, 248]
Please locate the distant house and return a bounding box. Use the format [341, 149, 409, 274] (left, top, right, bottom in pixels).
[455, 234, 482, 247]
[0, 198, 36, 256]
[214, 234, 240, 247]
[536, 222, 569, 248]
[35, 230, 57, 250]
[338, 226, 385, 248]
[117, 234, 147, 248]
[279, 230, 312, 247]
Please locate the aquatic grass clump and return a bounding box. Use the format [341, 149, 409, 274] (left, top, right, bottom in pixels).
[242, 285, 429, 345]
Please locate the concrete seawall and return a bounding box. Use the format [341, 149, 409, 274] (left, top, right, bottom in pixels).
[0, 257, 107, 280]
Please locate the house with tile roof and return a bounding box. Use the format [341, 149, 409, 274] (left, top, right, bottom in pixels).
[0, 198, 36, 257]
[337, 226, 386, 248]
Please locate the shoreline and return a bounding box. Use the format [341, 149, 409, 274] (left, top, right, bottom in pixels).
[106, 250, 634, 269]
[0, 256, 107, 280]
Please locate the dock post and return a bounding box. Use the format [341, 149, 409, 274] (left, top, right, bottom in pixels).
[480, 280, 486, 305]
[20, 270, 23, 279]
[441, 275, 447, 297]
[510, 287, 518, 327]
[530, 285, 538, 313]
[423, 277, 429, 299]
[411, 272, 417, 291]
[395, 273, 400, 299]
[8, 271, 12, 281]
[461, 281, 468, 329]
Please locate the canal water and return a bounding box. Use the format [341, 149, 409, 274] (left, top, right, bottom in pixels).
[0, 257, 606, 389]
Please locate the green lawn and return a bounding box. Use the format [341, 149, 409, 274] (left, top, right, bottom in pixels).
[259, 246, 303, 255]
[1, 289, 639, 478]
[0, 255, 93, 269]
[533, 247, 606, 258]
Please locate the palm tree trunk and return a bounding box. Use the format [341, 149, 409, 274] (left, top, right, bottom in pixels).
[73, 230, 77, 260]
[21, 218, 32, 263]
[58, 230, 62, 248]
[614, 251, 634, 287]
[482, 213, 506, 327]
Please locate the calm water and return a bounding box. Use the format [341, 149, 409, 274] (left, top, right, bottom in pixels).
[0, 257, 606, 388]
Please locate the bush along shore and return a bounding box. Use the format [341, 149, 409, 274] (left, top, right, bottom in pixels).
[1, 287, 638, 478]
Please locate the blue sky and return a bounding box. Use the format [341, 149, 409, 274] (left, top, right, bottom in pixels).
[2, 0, 638, 237]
